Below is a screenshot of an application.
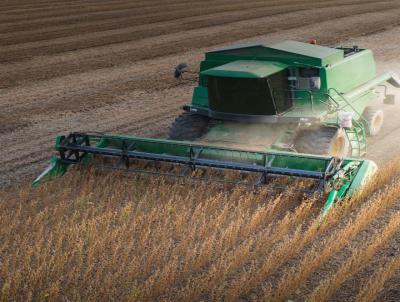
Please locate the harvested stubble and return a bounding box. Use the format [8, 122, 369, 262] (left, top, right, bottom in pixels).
[0, 161, 400, 301]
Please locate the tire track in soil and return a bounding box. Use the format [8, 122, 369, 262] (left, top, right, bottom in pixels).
[0, 0, 179, 11]
[0, 0, 254, 23]
[0, 0, 173, 15]
[1, 0, 312, 24]
[0, 0, 388, 45]
[0, 0, 305, 33]
[0, 0, 343, 47]
[1, 2, 398, 90]
[0, 0, 388, 62]
[0, 0, 200, 13]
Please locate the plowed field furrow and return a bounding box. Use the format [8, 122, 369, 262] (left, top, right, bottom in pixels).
[0, 0, 249, 24]
[0, 0, 298, 31]
[0, 0, 156, 14]
[1, 4, 398, 90]
[1, 0, 306, 23]
[0, 0, 204, 13]
[0, 0, 387, 61]
[0, 108, 181, 184]
[0, 0, 368, 62]
[0, 0, 80, 10]
[0, 115, 175, 187]
[0, 0, 344, 34]
[0, 0, 348, 47]
[0, 84, 191, 168]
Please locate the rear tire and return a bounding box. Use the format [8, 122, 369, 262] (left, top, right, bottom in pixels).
[294, 126, 350, 157]
[362, 106, 384, 136]
[169, 112, 209, 140]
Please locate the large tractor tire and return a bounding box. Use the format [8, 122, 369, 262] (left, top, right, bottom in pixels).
[169, 112, 209, 140]
[362, 106, 384, 136]
[294, 126, 350, 157]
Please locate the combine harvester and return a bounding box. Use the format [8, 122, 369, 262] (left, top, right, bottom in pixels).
[34, 41, 400, 217]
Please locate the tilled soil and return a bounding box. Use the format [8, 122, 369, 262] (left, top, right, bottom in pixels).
[1, 1, 400, 298]
[2, 0, 400, 188]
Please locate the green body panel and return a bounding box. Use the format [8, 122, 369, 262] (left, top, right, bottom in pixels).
[92, 134, 332, 172]
[202, 40, 343, 68]
[324, 50, 375, 94]
[36, 133, 372, 178]
[267, 40, 344, 65]
[347, 160, 378, 195]
[32, 156, 68, 187]
[191, 40, 391, 123]
[201, 60, 288, 79]
[192, 86, 209, 107]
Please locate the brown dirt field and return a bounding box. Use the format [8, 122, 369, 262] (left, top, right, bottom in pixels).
[2, 0, 400, 187]
[1, 1, 400, 299]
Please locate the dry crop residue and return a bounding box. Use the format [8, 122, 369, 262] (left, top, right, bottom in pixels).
[1, 161, 400, 301]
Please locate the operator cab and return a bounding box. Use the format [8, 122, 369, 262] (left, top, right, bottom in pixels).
[199, 60, 295, 121]
[195, 60, 323, 122]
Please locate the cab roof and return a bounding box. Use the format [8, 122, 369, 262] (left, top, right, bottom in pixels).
[201, 60, 287, 78]
[207, 40, 345, 66]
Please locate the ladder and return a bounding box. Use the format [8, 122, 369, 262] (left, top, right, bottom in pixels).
[325, 88, 368, 157]
[345, 120, 367, 157]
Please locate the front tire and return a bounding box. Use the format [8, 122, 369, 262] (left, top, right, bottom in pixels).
[294, 126, 350, 157]
[169, 112, 209, 140]
[362, 107, 384, 136]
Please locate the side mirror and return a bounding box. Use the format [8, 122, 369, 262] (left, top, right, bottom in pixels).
[384, 94, 396, 105]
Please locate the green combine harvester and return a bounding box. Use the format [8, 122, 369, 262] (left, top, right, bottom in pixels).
[35, 40, 400, 218]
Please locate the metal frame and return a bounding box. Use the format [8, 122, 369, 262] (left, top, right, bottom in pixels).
[57, 132, 335, 180]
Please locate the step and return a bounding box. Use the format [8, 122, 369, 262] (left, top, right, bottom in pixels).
[350, 143, 366, 150]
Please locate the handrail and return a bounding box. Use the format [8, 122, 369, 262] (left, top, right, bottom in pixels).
[324, 93, 340, 109]
[327, 87, 370, 133]
[328, 88, 365, 119]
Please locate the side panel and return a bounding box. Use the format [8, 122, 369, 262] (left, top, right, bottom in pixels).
[325, 50, 376, 94]
[192, 86, 209, 108]
[347, 160, 378, 195]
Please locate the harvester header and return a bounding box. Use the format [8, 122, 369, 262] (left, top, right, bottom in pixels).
[34, 132, 377, 218]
